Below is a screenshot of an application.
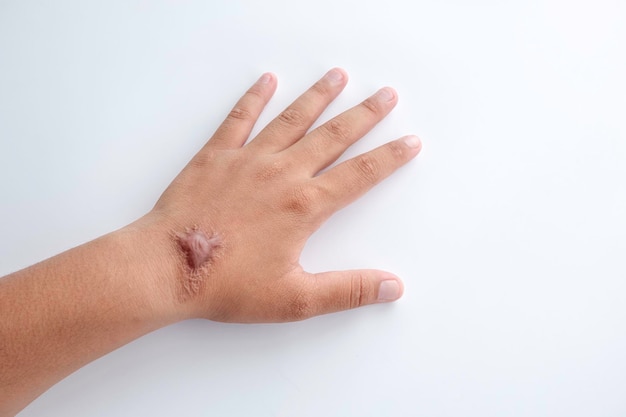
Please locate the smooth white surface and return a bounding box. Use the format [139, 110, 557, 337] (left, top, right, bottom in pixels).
[1, 1, 625, 416]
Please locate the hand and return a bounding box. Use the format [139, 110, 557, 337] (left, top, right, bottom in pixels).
[148, 68, 422, 322]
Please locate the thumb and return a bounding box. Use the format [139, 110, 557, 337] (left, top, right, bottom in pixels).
[305, 269, 404, 317]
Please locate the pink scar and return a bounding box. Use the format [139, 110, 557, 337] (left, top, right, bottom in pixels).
[176, 229, 221, 270]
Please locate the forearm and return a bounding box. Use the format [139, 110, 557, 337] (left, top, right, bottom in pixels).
[0, 218, 179, 416]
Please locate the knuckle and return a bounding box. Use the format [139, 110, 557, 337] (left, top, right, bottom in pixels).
[309, 81, 331, 98]
[189, 149, 218, 169]
[246, 85, 265, 99]
[350, 273, 373, 308]
[361, 97, 381, 116]
[282, 184, 319, 216]
[388, 140, 407, 161]
[227, 106, 253, 121]
[351, 154, 380, 185]
[278, 107, 307, 128]
[320, 118, 352, 144]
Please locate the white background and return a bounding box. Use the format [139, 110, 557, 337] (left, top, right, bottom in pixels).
[1, 1, 625, 416]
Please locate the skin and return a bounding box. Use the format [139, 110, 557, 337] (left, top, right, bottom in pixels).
[0, 68, 422, 416]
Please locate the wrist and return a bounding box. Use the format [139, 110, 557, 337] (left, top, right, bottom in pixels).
[0, 214, 191, 413]
[112, 214, 193, 323]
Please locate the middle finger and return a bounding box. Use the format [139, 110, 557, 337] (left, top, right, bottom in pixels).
[284, 87, 398, 176]
[247, 68, 348, 153]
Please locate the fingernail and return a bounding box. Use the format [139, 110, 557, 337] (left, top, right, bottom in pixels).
[325, 68, 344, 85]
[377, 280, 402, 302]
[258, 73, 272, 84]
[376, 87, 395, 102]
[403, 135, 421, 149]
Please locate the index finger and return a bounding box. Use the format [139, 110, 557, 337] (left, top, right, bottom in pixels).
[314, 135, 422, 214]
